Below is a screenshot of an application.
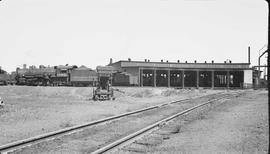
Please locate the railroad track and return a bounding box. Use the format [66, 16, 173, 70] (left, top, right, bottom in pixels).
[91, 92, 242, 154]
[0, 91, 243, 154]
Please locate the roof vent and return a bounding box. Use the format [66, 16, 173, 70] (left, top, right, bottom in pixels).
[166, 60, 169, 63]
[185, 61, 188, 63]
[128, 58, 131, 61]
[205, 61, 207, 63]
[224, 61, 226, 63]
[229, 60, 232, 63]
[194, 60, 197, 63]
[211, 60, 214, 63]
[161, 59, 163, 62]
[177, 60, 180, 63]
[148, 59, 150, 62]
[145, 59, 147, 62]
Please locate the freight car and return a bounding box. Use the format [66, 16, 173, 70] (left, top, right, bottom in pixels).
[112, 72, 130, 86]
[112, 72, 138, 86]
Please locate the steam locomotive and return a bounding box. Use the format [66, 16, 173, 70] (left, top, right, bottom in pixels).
[1, 65, 98, 86]
[0, 64, 132, 87]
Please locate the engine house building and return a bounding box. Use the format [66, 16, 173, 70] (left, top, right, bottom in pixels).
[109, 59, 253, 89]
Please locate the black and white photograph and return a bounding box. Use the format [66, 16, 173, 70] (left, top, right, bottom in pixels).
[0, 0, 269, 153]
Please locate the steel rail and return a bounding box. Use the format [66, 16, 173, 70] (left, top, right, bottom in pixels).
[91, 93, 241, 154]
[0, 92, 225, 152]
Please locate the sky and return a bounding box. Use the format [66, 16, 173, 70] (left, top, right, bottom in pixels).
[0, 0, 268, 73]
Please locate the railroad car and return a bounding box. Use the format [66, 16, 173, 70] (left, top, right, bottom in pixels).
[112, 72, 130, 86]
[70, 66, 97, 87]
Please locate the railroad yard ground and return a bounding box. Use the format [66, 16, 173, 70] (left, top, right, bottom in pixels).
[0, 86, 268, 154]
[0, 86, 220, 145]
[119, 89, 269, 154]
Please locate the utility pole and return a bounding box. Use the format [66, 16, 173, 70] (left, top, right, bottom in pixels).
[264, 2, 270, 153]
[265, 1, 269, 89]
[266, 0, 269, 88]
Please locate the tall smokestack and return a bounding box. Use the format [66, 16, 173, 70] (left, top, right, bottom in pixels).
[248, 46, 251, 64]
[109, 58, 113, 64]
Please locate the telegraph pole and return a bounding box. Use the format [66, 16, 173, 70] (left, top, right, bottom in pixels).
[265, 1, 270, 152]
[266, 1, 269, 86]
[266, 1, 269, 90]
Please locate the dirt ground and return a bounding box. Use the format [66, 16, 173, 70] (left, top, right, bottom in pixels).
[0, 86, 221, 145]
[125, 90, 268, 154]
